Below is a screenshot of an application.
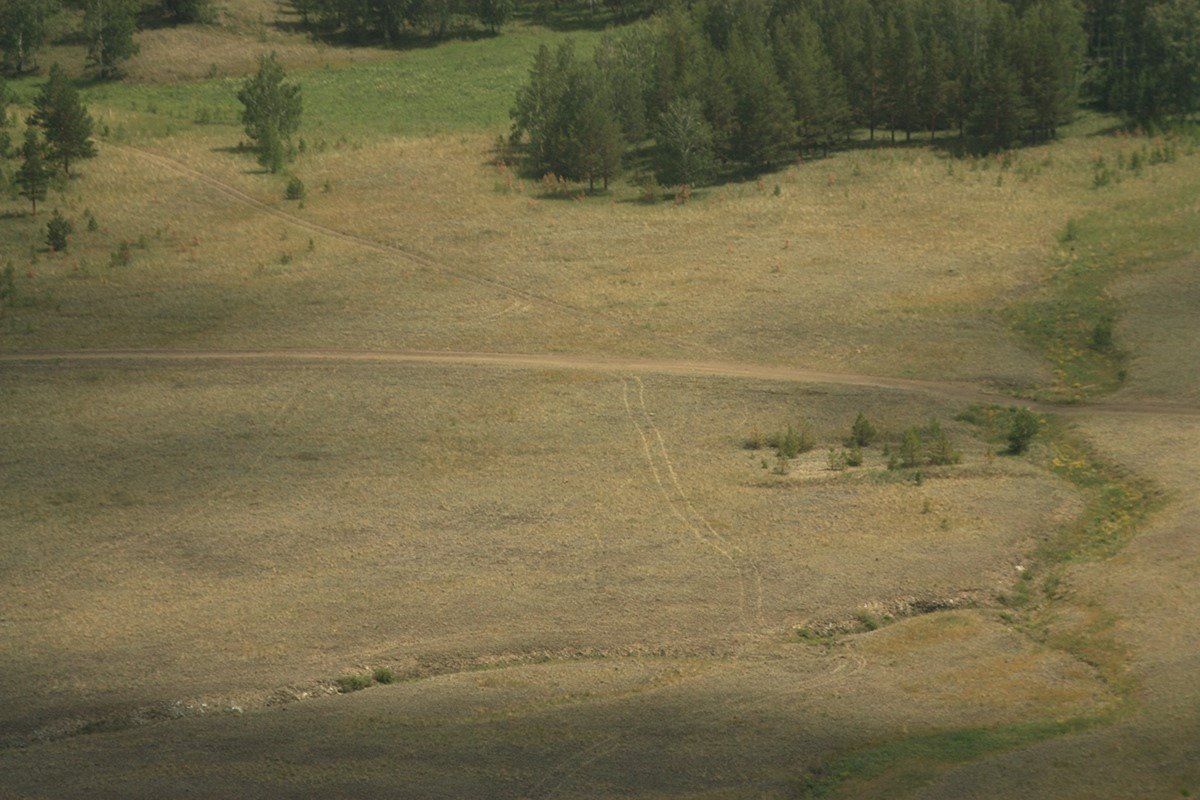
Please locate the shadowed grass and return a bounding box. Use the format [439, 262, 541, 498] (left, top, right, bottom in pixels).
[801, 717, 1097, 798]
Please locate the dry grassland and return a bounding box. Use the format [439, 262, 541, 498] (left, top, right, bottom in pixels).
[0, 365, 1081, 748]
[2, 17, 1200, 796]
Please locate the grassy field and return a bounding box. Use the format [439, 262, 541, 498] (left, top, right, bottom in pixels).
[2, 2, 1200, 797]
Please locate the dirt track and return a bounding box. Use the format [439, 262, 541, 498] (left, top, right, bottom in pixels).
[2, 347, 1197, 418]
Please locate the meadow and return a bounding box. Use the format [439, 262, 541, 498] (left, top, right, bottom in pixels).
[2, 3, 1199, 797]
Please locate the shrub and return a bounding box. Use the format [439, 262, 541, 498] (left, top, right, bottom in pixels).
[1058, 218, 1079, 244]
[926, 420, 960, 466]
[846, 444, 863, 467]
[0, 261, 15, 307]
[850, 412, 877, 447]
[772, 422, 815, 459]
[899, 427, 924, 468]
[1006, 408, 1040, 454]
[336, 674, 373, 693]
[110, 241, 132, 267]
[372, 667, 396, 685]
[1091, 317, 1114, 351]
[638, 175, 661, 204]
[285, 175, 306, 200]
[46, 209, 72, 251]
[827, 447, 846, 471]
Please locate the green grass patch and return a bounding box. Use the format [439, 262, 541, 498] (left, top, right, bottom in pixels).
[1007, 137, 1200, 402]
[805, 406, 1161, 796]
[800, 718, 1097, 798]
[61, 24, 603, 142]
[1042, 425, 1158, 563]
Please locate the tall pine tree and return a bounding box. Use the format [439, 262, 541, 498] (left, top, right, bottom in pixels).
[237, 52, 302, 174]
[16, 128, 50, 215]
[28, 65, 97, 175]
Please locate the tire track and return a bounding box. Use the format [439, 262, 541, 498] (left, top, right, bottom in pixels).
[3, 347, 1198, 419]
[623, 376, 765, 629]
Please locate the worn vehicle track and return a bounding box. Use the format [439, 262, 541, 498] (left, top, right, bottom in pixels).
[2, 348, 1196, 418]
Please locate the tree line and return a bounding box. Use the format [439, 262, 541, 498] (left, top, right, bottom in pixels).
[1, 0, 214, 79]
[289, 0, 517, 41]
[509, 0, 1200, 188]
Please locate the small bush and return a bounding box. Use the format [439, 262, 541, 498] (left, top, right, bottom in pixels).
[1058, 218, 1079, 245]
[899, 427, 924, 468]
[285, 176, 306, 200]
[1006, 408, 1040, 454]
[46, 210, 73, 252]
[85, 209, 99, 232]
[336, 674, 373, 693]
[743, 425, 766, 450]
[855, 609, 881, 631]
[827, 447, 846, 471]
[849, 412, 877, 447]
[0, 261, 15, 307]
[639, 175, 661, 204]
[846, 444, 863, 467]
[372, 667, 396, 685]
[926, 420, 960, 465]
[110, 241, 132, 268]
[772, 422, 815, 459]
[1091, 317, 1114, 351]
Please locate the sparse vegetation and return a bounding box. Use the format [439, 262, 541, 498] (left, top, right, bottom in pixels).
[335, 673, 373, 693]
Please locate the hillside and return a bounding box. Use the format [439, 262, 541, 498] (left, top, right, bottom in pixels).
[2, 2, 1199, 797]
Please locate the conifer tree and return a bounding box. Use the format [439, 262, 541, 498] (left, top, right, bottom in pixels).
[1019, 0, 1085, 140]
[654, 96, 716, 187]
[0, 76, 12, 158]
[28, 65, 97, 175]
[237, 53, 302, 174]
[774, 10, 850, 155]
[16, 128, 50, 215]
[722, 34, 793, 168]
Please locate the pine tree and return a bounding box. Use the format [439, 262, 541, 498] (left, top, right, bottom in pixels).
[237, 53, 302, 174]
[884, 1, 923, 142]
[1019, 0, 1085, 140]
[84, 0, 141, 79]
[968, 4, 1031, 149]
[16, 128, 50, 215]
[0, 76, 12, 159]
[572, 77, 624, 191]
[45, 208, 73, 251]
[722, 34, 794, 169]
[654, 96, 716, 187]
[28, 65, 97, 175]
[775, 10, 850, 155]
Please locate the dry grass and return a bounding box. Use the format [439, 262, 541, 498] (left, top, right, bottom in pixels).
[3, 16, 1200, 798]
[0, 365, 1079, 747]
